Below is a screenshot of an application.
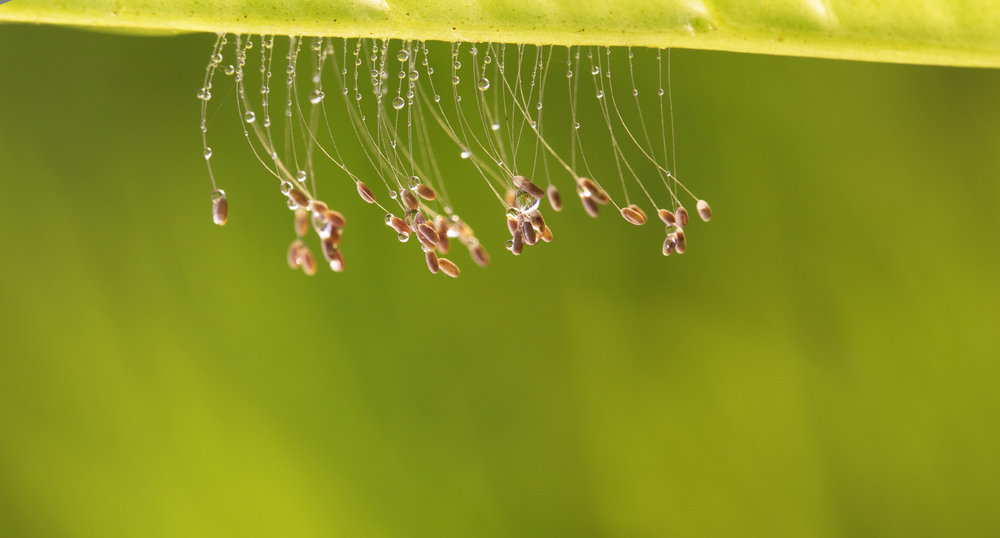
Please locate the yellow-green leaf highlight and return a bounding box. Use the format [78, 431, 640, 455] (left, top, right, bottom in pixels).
[3, 0, 1000, 67]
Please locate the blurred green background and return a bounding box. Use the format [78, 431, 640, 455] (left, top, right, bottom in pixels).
[1, 23, 999, 538]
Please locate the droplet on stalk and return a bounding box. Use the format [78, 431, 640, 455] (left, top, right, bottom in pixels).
[663, 235, 677, 256]
[514, 189, 541, 213]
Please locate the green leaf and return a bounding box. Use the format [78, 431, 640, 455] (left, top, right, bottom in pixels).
[2, 0, 1000, 67]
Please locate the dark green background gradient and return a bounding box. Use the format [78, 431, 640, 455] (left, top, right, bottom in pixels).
[1, 24, 998, 537]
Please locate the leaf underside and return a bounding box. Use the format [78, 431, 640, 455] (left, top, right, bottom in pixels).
[2, 0, 1000, 68]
